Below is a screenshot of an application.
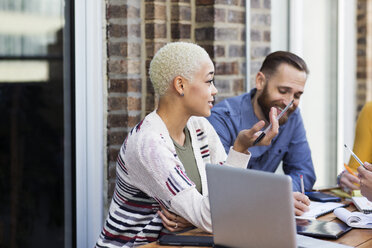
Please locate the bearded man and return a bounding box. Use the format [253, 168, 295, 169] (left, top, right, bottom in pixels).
[207, 51, 316, 215]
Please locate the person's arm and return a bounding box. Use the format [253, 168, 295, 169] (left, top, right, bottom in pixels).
[129, 133, 214, 232]
[233, 107, 279, 152]
[130, 123, 262, 233]
[282, 113, 316, 192]
[357, 162, 372, 201]
[157, 110, 279, 232]
[158, 206, 194, 232]
[155, 141, 252, 233]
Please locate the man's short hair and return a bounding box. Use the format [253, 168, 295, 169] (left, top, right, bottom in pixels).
[259, 51, 309, 79]
[149, 42, 211, 96]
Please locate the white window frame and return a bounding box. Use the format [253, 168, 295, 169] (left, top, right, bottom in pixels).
[75, 0, 104, 247]
[289, 0, 356, 186]
[267, 0, 356, 185]
[337, 0, 356, 173]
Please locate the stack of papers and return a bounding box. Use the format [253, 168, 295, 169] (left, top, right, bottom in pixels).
[334, 208, 372, 229]
[296, 201, 347, 220]
[352, 197, 372, 214]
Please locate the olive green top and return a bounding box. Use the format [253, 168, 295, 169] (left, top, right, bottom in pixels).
[172, 127, 202, 193]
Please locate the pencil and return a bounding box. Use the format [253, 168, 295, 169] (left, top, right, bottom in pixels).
[253, 100, 294, 145]
[344, 144, 366, 169]
[300, 175, 305, 194]
[344, 163, 357, 178]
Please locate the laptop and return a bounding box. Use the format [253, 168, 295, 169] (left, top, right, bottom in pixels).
[206, 164, 352, 248]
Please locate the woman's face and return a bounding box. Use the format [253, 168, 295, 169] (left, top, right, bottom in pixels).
[183, 59, 217, 117]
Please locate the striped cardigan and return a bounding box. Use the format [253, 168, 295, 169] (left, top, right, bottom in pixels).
[96, 111, 250, 247]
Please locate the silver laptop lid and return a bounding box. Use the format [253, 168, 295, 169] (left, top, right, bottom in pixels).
[206, 163, 297, 248]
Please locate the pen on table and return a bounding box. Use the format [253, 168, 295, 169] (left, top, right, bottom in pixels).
[300, 175, 305, 195]
[253, 99, 294, 146]
[344, 144, 366, 169]
[344, 163, 358, 178]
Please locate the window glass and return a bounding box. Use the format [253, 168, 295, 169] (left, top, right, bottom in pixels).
[300, 0, 338, 187]
[0, 0, 72, 247]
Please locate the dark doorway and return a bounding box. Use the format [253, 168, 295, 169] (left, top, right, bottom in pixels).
[0, 1, 74, 247]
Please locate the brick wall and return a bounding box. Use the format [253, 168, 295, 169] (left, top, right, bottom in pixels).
[104, 0, 271, 206]
[249, 0, 271, 88]
[106, 0, 143, 201]
[356, 0, 372, 115]
[367, 0, 372, 102]
[356, 0, 368, 113]
[102, 0, 372, 211]
[196, 0, 247, 102]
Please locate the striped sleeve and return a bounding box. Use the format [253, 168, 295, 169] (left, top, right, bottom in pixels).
[124, 132, 213, 232]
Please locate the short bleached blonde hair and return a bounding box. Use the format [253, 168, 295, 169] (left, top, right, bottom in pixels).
[149, 42, 211, 96]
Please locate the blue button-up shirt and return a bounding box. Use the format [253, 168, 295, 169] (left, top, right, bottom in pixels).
[207, 88, 316, 192]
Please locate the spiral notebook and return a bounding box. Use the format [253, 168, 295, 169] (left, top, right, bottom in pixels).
[352, 197, 372, 214]
[334, 208, 372, 229]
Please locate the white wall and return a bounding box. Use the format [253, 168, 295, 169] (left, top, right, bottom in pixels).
[300, 0, 339, 187]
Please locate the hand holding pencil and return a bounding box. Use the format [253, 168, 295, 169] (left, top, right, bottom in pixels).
[339, 144, 366, 192]
[294, 175, 310, 216]
[233, 107, 279, 153]
[253, 100, 294, 146]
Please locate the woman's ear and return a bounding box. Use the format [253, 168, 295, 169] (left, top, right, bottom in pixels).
[173, 76, 184, 96]
[255, 72, 266, 90]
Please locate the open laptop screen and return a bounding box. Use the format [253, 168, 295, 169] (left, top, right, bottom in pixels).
[206, 163, 297, 248]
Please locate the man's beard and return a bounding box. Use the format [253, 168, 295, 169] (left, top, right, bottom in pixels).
[257, 86, 296, 125]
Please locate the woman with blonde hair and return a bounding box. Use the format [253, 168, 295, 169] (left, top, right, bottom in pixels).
[95, 42, 279, 247]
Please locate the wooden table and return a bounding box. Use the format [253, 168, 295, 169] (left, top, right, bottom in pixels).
[141, 202, 372, 247]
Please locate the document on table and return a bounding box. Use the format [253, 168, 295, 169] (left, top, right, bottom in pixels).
[296, 201, 347, 220]
[334, 208, 372, 229]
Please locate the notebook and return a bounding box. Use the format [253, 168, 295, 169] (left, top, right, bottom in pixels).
[352, 196, 372, 214]
[334, 208, 372, 229]
[296, 201, 348, 220]
[206, 164, 352, 248]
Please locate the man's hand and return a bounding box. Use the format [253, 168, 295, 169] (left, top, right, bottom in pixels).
[293, 192, 310, 216]
[357, 162, 372, 201]
[157, 206, 193, 232]
[233, 107, 279, 153]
